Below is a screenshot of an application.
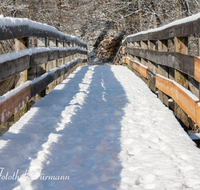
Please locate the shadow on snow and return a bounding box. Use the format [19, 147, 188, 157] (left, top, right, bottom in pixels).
[0, 65, 129, 190]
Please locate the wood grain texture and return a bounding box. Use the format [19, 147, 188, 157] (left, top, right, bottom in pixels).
[156, 75, 199, 124]
[173, 84, 197, 123]
[30, 52, 48, 67]
[133, 61, 147, 78]
[0, 48, 87, 83]
[156, 75, 173, 97]
[0, 55, 30, 83]
[31, 58, 84, 97]
[0, 25, 87, 48]
[147, 70, 156, 86]
[0, 84, 31, 125]
[125, 47, 194, 77]
[124, 19, 198, 43]
[194, 57, 200, 83]
[196, 103, 200, 128]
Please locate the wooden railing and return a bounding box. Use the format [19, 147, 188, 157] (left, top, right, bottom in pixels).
[114, 13, 200, 132]
[0, 17, 88, 135]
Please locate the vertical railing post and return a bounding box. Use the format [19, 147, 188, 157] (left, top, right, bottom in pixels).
[35, 37, 47, 102]
[141, 41, 148, 67]
[46, 39, 57, 94]
[0, 37, 29, 134]
[174, 36, 189, 128]
[57, 40, 64, 84]
[158, 40, 169, 106]
[64, 42, 70, 63]
[70, 42, 73, 61]
[14, 37, 29, 122]
[134, 41, 140, 62]
[147, 40, 157, 92]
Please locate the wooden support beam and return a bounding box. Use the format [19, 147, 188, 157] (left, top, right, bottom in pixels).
[56, 41, 64, 84]
[158, 40, 169, 106]
[14, 38, 29, 87]
[36, 38, 47, 102]
[0, 37, 29, 135]
[13, 37, 29, 124]
[141, 41, 148, 67]
[148, 40, 157, 92]
[46, 39, 57, 94]
[140, 41, 148, 84]
[174, 36, 189, 127]
[125, 46, 194, 78]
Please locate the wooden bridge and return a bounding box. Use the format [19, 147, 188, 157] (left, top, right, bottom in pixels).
[1, 15, 200, 189]
[0, 17, 88, 136]
[115, 15, 200, 136]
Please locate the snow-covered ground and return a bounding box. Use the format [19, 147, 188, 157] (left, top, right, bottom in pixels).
[1, 65, 200, 190]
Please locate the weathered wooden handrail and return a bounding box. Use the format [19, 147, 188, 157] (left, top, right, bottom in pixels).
[31, 57, 87, 97]
[0, 47, 87, 82]
[115, 13, 200, 132]
[0, 57, 87, 125]
[122, 13, 200, 43]
[0, 17, 87, 48]
[125, 47, 195, 79]
[0, 16, 88, 134]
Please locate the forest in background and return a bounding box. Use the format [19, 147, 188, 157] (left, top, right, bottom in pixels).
[0, 0, 200, 62]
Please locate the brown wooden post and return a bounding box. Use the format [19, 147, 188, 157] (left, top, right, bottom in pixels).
[140, 41, 148, 84]
[141, 41, 148, 67]
[128, 42, 134, 62]
[133, 41, 143, 79]
[14, 37, 29, 122]
[46, 39, 57, 94]
[0, 38, 30, 135]
[75, 43, 78, 58]
[36, 38, 47, 101]
[73, 42, 75, 60]
[64, 42, 70, 63]
[27, 37, 38, 108]
[56, 40, 64, 84]
[148, 40, 157, 92]
[167, 39, 175, 81]
[70, 42, 74, 61]
[158, 40, 169, 106]
[174, 36, 189, 127]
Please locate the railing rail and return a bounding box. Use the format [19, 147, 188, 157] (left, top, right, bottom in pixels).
[114, 13, 200, 132]
[0, 16, 88, 135]
[0, 17, 87, 48]
[122, 12, 200, 43]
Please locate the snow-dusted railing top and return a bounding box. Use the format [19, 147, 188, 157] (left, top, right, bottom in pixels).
[0, 46, 88, 83]
[123, 12, 200, 43]
[114, 12, 200, 131]
[0, 16, 87, 48]
[0, 57, 88, 126]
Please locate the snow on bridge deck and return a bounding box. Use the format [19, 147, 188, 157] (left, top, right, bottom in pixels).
[0, 65, 200, 190]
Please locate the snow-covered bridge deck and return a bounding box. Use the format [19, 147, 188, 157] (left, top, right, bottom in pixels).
[1, 65, 200, 189]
